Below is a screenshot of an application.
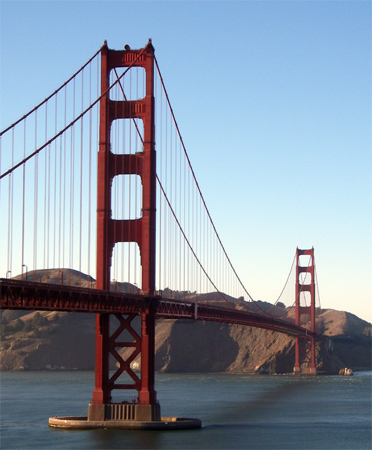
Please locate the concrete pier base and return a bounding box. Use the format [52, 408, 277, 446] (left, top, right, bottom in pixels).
[50, 400, 201, 430]
[49, 416, 202, 430]
[293, 366, 317, 375]
[88, 402, 161, 422]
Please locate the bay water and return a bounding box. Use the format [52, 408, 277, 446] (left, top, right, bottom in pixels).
[1, 371, 371, 449]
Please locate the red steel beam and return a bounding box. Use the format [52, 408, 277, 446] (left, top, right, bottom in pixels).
[0, 279, 322, 341]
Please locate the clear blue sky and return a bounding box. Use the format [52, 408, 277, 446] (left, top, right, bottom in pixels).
[1, 1, 371, 323]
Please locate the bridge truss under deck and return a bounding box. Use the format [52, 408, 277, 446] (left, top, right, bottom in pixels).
[0, 278, 319, 339]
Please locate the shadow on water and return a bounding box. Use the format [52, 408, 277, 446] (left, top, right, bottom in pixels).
[204, 375, 313, 425]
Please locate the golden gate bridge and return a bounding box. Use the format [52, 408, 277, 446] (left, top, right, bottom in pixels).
[0, 40, 323, 429]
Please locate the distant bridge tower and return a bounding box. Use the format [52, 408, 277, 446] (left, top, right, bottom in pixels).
[89, 40, 160, 422]
[294, 247, 317, 375]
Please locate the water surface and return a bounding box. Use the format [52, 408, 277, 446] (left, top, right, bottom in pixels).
[1, 371, 371, 449]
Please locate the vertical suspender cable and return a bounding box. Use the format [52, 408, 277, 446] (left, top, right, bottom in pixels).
[58, 134, 62, 274]
[8, 129, 14, 277]
[53, 94, 58, 270]
[134, 67, 139, 287]
[174, 122, 178, 289]
[43, 101, 48, 271]
[169, 116, 173, 292]
[184, 142, 187, 296]
[181, 140, 184, 295]
[46, 106, 51, 271]
[163, 105, 167, 292]
[178, 132, 181, 292]
[157, 75, 162, 292]
[62, 86, 67, 270]
[21, 120, 26, 278]
[79, 69, 84, 283]
[33, 112, 38, 273]
[47, 142, 51, 271]
[88, 62, 92, 281]
[70, 78, 76, 279]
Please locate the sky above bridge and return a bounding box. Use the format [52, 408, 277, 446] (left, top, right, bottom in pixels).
[1, 1, 371, 323]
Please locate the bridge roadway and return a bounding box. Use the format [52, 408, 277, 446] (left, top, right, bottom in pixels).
[0, 278, 319, 339]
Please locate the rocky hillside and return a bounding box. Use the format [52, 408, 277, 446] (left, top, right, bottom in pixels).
[1, 269, 371, 373]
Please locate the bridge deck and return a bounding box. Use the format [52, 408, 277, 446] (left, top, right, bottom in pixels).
[0, 279, 320, 339]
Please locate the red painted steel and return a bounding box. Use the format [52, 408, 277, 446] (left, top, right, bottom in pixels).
[108, 314, 141, 392]
[93, 40, 110, 406]
[93, 40, 157, 408]
[294, 247, 317, 374]
[0, 278, 322, 340]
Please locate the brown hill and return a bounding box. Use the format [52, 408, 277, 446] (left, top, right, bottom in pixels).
[1, 269, 371, 373]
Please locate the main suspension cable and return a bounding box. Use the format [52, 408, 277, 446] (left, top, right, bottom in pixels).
[0, 44, 150, 180]
[0, 47, 102, 136]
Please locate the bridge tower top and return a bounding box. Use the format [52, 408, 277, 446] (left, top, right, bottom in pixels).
[96, 39, 156, 294]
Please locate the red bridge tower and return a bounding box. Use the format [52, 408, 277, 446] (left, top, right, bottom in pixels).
[294, 247, 317, 375]
[88, 40, 160, 422]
